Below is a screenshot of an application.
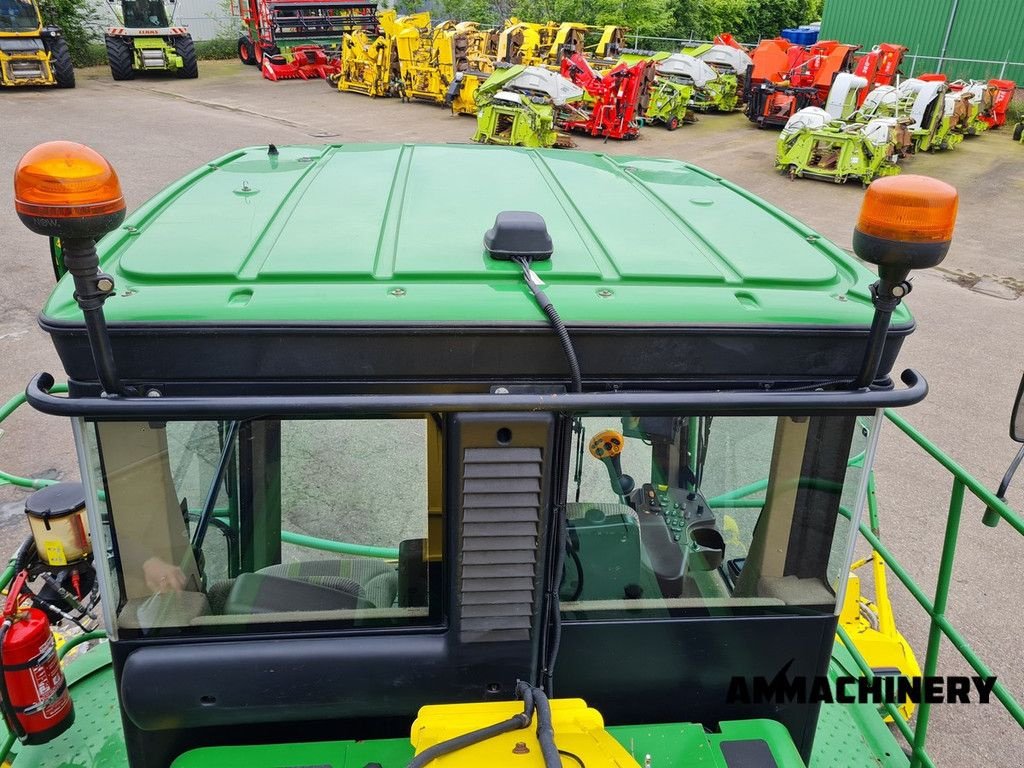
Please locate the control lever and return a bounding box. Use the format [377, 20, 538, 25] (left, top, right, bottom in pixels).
[588, 430, 635, 498]
[636, 484, 685, 597]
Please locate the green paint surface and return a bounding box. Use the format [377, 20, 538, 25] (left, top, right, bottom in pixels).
[40, 144, 909, 330]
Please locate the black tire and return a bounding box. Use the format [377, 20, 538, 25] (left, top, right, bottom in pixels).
[174, 36, 198, 79]
[46, 36, 75, 88]
[105, 35, 135, 81]
[1014, 122, 1024, 142]
[238, 36, 255, 65]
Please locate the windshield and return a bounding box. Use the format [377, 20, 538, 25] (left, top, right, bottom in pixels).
[78, 416, 441, 638]
[0, 0, 40, 32]
[561, 412, 873, 618]
[76, 409, 874, 638]
[120, 0, 169, 28]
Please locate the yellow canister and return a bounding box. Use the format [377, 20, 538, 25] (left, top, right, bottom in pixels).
[24, 482, 92, 566]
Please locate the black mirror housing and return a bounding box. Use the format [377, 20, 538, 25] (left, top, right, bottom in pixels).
[1011, 373, 1024, 443]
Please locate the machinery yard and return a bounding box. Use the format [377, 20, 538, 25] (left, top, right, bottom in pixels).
[3, 61, 1024, 766]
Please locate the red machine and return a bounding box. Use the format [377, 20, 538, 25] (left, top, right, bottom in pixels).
[262, 45, 339, 80]
[234, 0, 378, 81]
[558, 54, 655, 140]
[0, 571, 74, 745]
[853, 43, 907, 102]
[713, 33, 747, 52]
[979, 79, 1016, 127]
[746, 38, 860, 127]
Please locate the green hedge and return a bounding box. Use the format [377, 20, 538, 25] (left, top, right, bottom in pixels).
[77, 37, 240, 68]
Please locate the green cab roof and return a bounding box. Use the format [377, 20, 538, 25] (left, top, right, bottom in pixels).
[41, 143, 909, 330]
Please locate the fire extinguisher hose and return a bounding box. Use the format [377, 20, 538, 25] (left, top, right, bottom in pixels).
[0, 619, 27, 741]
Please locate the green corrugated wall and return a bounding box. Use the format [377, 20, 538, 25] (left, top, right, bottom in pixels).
[819, 0, 1024, 83]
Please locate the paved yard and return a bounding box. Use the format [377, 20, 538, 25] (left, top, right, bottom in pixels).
[2, 60, 1023, 764]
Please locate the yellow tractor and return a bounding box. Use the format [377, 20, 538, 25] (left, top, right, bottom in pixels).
[0, 0, 74, 88]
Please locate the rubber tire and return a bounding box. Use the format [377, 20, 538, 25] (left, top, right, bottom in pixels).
[105, 35, 135, 81]
[666, 116, 680, 131]
[47, 36, 75, 88]
[238, 36, 255, 65]
[174, 36, 198, 79]
[1014, 123, 1024, 142]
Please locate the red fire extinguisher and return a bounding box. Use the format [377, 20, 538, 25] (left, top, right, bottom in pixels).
[0, 570, 75, 744]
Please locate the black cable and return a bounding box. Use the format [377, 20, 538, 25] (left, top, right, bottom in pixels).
[544, 511, 567, 696]
[514, 257, 582, 393]
[558, 750, 586, 768]
[532, 687, 561, 768]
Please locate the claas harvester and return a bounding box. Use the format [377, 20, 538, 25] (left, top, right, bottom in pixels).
[102, 0, 197, 80]
[2, 139, 1022, 768]
[0, 0, 73, 88]
[235, 0, 378, 80]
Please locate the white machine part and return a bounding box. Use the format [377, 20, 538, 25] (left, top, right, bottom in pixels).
[824, 73, 869, 119]
[506, 66, 584, 105]
[894, 78, 945, 129]
[696, 45, 753, 75]
[861, 117, 898, 145]
[862, 85, 897, 114]
[780, 106, 832, 138]
[656, 54, 718, 87]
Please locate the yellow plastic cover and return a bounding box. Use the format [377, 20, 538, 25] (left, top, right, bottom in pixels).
[410, 698, 643, 767]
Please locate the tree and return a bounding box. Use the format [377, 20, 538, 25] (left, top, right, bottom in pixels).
[37, 0, 99, 66]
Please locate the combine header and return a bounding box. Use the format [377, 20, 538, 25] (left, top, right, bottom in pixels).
[473, 65, 583, 147]
[861, 78, 965, 152]
[638, 53, 713, 129]
[234, 0, 378, 80]
[332, 21, 399, 96]
[776, 106, 908, 185]
[558, 53, 655, 140]
[685, 34, 752, 107]
[496, 19, 587, 68]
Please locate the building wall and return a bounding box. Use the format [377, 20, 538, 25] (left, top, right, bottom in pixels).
[820, 0, 1024, 83]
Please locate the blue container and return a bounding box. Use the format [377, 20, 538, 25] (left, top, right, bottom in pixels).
[781, 28, 803, 43]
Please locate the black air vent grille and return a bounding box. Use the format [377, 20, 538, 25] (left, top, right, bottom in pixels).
[459, 446, 542, 643]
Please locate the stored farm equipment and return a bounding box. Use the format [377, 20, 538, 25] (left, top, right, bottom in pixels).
[103, 0, 196, 80]
[332, 14, 399, 96]
[776, 106, 907, 185]
[853, 43, 906, 99]
[234, 0, 378, 80]
[685, 36, 752, 105]
[861, 78, 962, 152]
[473, 65, 582, 147]
[558, 53, 654, 139]
[0, 0, 73, 88]
[643, 53, 715, 129]
[496, 19, 586, 68]
[747, 38, 860, 128]
[978, 79, 1015, 127]
[391, 13, 492, 114]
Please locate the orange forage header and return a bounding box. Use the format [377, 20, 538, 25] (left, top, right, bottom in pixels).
[14, 141, 125, 220]
[856, 175, 958, 244]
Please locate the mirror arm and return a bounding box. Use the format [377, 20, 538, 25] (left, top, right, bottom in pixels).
[983, 443, 1024, 527]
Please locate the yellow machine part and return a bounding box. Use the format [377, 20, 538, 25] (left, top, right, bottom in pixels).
[0, 46, 54, 86]
[335, 18, 401, 98]
[410, 698, 642, 768]
[838, 558, 922, 722]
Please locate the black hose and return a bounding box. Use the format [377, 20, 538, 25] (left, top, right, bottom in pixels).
[12, 535, 36, 573]
[544, 512, 567, 695]
[515, 258, 582, 393]
[532, 687, 561, 768]
[405, 681, 537, 768]
[0, 621, 26, 740]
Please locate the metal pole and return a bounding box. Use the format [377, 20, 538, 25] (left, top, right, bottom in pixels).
[1000, 51, 1009, 79]
[937, 0, 960, 73]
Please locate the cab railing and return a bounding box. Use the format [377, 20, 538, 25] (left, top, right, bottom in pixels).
[834, 409, 1024, 768]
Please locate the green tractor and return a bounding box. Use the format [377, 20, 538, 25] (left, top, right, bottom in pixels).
[1, 139, 1022, 768]
[473, 65, 583, 147]
[103, 0, 197, 80]
[0, 0, 74, 88]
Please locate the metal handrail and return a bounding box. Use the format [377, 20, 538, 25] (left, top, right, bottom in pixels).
[836, 409, 1024, 767]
